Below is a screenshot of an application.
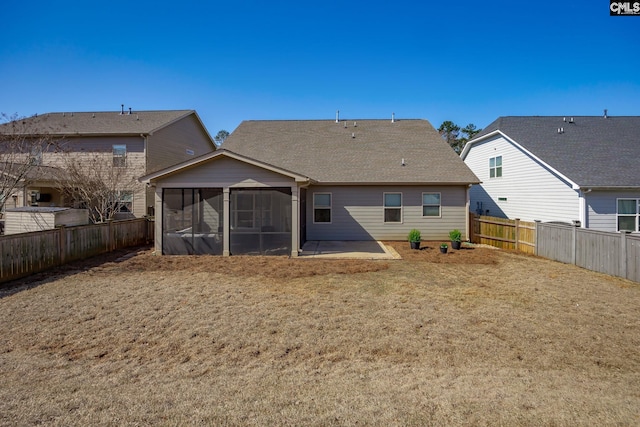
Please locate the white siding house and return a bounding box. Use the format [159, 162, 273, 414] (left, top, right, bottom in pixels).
[461, 116, 640, 232]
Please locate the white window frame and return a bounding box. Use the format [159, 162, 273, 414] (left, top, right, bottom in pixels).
[489, 155, 502, 178]
[113, 144, 127, 168]
[422, 192, 441, 218]
[117, 190, 134, 213]
[383, 192, 403, 223]
[313, 192, 332, 224]
[617, 198, 640, 232]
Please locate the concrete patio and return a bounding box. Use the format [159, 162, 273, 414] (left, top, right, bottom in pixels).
[299, 241, 401, 259]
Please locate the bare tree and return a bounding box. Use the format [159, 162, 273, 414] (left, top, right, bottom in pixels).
[53, 150, 138, 223]
[0, 113, 58, 211]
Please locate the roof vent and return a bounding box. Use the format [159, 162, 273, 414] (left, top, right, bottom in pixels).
[344, 122, 347, 128]
[604, 109, 608, 118]
[401, 158, 405, 166]
[557, 127, 564, 134]
[92, 113, 95, 118]
[569, 117, 574, 123]
[128, 107, 132, 115]
[563, 117, 566, 122]
[354, 121, 357, 127]
[336, 110, 340, 123]
[120, 104, 124, 115]
[392, 112, 395, 123]
[351, 132, 355, 138]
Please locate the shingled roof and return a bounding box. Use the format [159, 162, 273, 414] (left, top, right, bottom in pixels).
[0, 110, 197, 136]
[221, 119, 480, 184]
[466, 116, 640, 188]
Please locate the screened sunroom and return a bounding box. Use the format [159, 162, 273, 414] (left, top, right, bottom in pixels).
[162, 187, 293, 255]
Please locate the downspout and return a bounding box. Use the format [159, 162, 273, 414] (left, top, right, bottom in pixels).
[141, 134, 150, 216]
[578, 188, 591, 228]
[465, 184, 471, 240]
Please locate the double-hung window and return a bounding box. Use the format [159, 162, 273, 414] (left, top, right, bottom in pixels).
[117, 190, 133, 213]
[489, 156, 502, 178]
[422, 193, 441, 217]
[617, 199, 639, 232]
[313, 193, 331, 223]
[384, 193, 402, 223]
[113, 145, 127, 167]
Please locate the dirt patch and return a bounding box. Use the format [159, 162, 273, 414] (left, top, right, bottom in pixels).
[385, 241, 499, 264]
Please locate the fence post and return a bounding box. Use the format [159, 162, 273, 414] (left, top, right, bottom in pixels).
[621, 231, 628, 280]
[571, 221, 578, 265]
[534, 220, 540, 256]
[514, 218, 520, 251]
[58, 225, 66, 265]
[108, 220, 114, 252]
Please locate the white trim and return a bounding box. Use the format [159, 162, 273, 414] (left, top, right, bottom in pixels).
[139, 149, 311, 184]
[383, 192, 403, 224]
[421, 192, 442, 218]
[616, 197, 640, 232]
[312, 192, 332, 224]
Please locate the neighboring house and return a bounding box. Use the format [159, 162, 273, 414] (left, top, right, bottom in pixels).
[140, 118, 480, 256]
[0, 109, 216, 218]
[460, 115, 640, 232]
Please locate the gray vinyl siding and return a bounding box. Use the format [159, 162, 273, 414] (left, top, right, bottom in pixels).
[146, 115, 216, 174]
[155, 157, 296, 188]
[306, 185, 468, 241]
[465, 135, 580, 223]
[587, 190, 640, 232]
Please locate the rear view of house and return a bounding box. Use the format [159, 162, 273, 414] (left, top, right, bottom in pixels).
[141, 117, 480, 256]
[461, 115, 640, 232]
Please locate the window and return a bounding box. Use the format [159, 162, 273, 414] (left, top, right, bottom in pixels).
[117, 190, 133, 213]
[489, 156, 502, 178]
[422, 193, 441, 217]
[313, 193, 331, 223]
[384, 193, 402, 223]
[29, 146, 43, 165]
[113, 144, 127, 167]
[617, 198, 639, 232]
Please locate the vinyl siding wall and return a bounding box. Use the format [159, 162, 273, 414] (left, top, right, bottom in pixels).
[146, 115, 216, 174]
[465, 135, 580, 223]
[154, 157, 296, 188]
[305, 185, 468, 241]
[44, 136, 147, 218]
[587, 190, 640, 232]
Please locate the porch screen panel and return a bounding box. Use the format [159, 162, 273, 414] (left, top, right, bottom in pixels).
[230, 188, 291, 255]
[162, 188, 223, 255]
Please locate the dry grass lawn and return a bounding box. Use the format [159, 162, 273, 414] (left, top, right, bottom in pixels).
[0, 242, 639, 426]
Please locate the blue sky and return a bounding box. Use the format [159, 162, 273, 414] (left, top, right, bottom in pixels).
[1, 1, 638, 135]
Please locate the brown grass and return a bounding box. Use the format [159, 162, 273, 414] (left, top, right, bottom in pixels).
[0, 243, 639, 426]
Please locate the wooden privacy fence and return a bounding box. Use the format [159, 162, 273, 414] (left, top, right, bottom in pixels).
[536, 223, 640, 283]
[0, 218, 153, 284]
[470, 214, 640, 283]
[470, 214, 536, 254]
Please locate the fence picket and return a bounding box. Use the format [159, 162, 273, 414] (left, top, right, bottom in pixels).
[471, 213, 640, 283]
[0, 218, 152, 284]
